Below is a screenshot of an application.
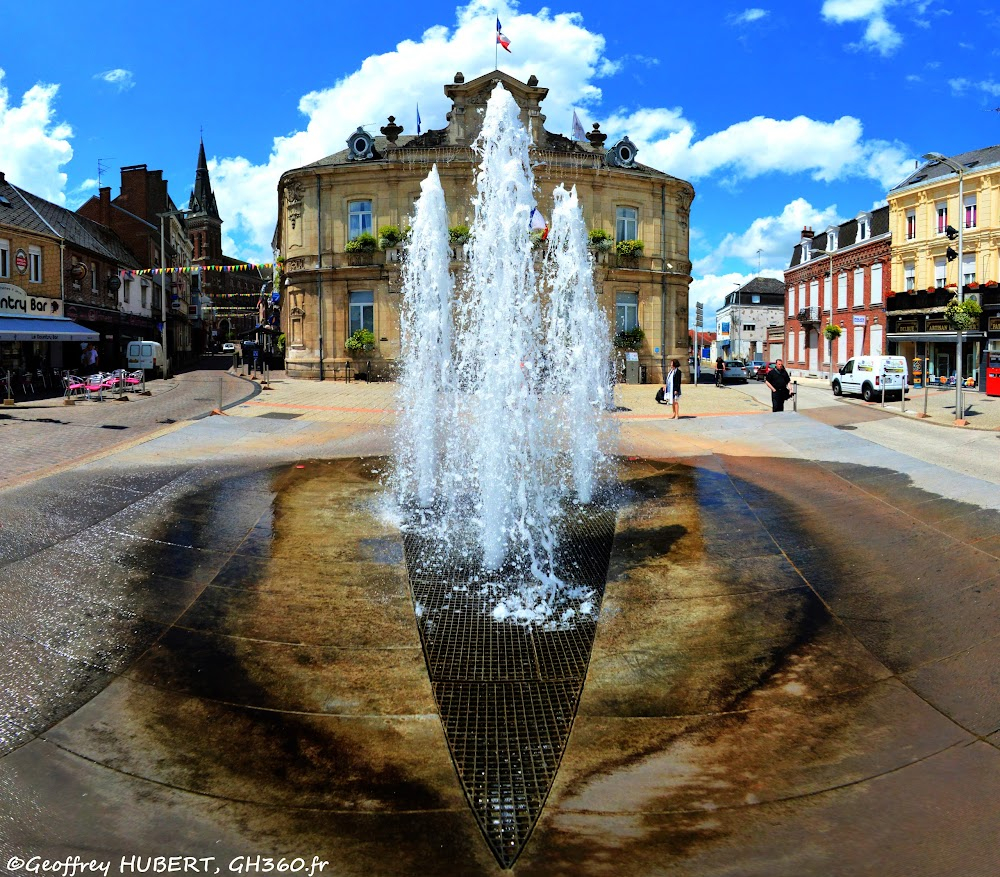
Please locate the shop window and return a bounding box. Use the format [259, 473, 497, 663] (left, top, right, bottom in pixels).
[615, 206, 637, 243]
[615, 292, 638, 332]
[348, 200, 372, 241]
[349, 290, 374, 334]
[28, 246, 42, 283]
[0, 239, 8, 278]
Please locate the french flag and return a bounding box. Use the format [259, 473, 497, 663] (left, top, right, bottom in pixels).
[497, 17, 511, 52]
[529, 207, 548, 241]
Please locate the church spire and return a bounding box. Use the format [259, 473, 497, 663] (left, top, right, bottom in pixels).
[189, 136, 220, 219]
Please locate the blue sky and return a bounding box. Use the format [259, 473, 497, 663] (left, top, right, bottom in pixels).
[1, 0, 998, 324]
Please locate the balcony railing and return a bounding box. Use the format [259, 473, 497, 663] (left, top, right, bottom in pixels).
[797, 306, 821, 324]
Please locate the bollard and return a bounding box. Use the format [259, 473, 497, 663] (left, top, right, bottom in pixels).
[792, 380, 798, 412]
[921, 357, 930, 418]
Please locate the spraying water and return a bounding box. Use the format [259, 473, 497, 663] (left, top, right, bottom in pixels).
[395, 83, 613, 624]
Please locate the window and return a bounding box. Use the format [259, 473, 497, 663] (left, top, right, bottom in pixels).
[788, 285, 796, 317]
[141, 284, 148, 309]
[348, 200, 372, 241]
[826, 228, 838, 251]
[857, 215, 869, 240]
[802, 240, 811, 261]
[90, 262, 98, 292]
[853, 267, 864, 307]
[615, 206, 637, 243]
[936, 203, 948, 234]
[743, 324, 756, 332]
[871, 262, 883, 305]
[964, 194, 977, 229]
[904, 261, 915, 292]
[934, 257, 946, 288]
[808, 279, 818, 307]
[615, 292, 639, 331]
[123, 278, 131, 304]
[28, 246, 42, 283]
[751, 295, 760, 303]
[962, 253, 975, 286]
[906, 210, 916, 240]
[349, 290, 374, 334]
[0, 239, 8, 278]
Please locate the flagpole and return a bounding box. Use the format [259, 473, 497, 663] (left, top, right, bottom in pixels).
[495, 12, 498, 69]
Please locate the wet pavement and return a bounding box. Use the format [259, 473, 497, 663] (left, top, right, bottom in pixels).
[1, 376, 999, 876]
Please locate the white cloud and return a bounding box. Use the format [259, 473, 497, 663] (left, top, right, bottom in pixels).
[0, 69, 72, 203]
[211, 1, 610, 260]
[94, 69, 135, 92]
[821, 0, 902, 55]
[729, 8, 770, 25]
[694, 197, 841, 276]
[950, 77, 1000, 96]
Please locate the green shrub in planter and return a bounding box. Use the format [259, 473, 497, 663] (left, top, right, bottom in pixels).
[377, 225, 403, 249]
[345, 232, 377, 253]
[613, 326, 645, 350]
[615, 239, 644, 257]
[588, 228, 613, 253]
[345, 328, 376, 353]
[945, 297, 982, 330]
[448, 225, 471, 246]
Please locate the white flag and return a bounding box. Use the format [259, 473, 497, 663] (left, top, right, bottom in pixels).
[572, 110, 586, 141]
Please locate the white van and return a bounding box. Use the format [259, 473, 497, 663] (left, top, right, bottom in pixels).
[126, 340, 164, 377]
[832, 355, 908, 402]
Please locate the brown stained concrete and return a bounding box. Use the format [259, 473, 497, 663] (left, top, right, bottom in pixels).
[5, 451, 1000, 874]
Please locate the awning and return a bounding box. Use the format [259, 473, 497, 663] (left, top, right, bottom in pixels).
[0, 316, 100, 342]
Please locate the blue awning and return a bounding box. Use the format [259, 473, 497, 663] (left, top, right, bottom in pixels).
[0, 316, 100, 342]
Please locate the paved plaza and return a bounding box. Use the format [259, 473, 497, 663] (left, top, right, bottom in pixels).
[1, 364, 999, 876]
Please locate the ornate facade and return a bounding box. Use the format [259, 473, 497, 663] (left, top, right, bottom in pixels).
[273, 70, 694, 382]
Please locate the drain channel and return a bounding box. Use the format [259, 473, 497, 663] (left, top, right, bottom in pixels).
[403, 505, 616, 868]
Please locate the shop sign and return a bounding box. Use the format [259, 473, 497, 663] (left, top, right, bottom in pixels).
[896, 321, 918, 333]
[14, 249, 28, 274]
[853, 315, 867, 326]
[70, 262, 88, 281]
[927, 320, 951, 332]
[0, 282, 60, 316]
[988, 317, 1000, 332]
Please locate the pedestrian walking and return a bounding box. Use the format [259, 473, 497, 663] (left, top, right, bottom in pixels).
[715, 356, 725, 388]
[665, 358, 682, 419]
[765, 358, 793, 412]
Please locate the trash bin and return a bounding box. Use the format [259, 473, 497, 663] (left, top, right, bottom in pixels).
[624, 356, 639, 384]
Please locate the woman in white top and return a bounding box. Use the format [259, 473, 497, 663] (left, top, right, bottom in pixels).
[664, 359, 682, 420]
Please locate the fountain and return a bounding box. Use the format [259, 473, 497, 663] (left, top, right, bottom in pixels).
[393, 83, 618, 866]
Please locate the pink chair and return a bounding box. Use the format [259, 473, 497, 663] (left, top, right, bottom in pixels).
[83, 374, 105, 401]
[124, 370, 145, 393]
[63, 374, 87, 401]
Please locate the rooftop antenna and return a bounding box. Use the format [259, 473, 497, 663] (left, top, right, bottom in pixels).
[97, 158, 114, 189]
[757, 248, 762, 273]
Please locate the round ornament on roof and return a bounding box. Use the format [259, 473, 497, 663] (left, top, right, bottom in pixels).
[606, 136, 638, 168]
[347, 127, 376, 161]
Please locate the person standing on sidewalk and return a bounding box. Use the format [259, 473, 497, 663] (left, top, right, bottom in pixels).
[766, 359, 793, 412]
[715, 356, 725, 388]
[665, 359, 682, 419]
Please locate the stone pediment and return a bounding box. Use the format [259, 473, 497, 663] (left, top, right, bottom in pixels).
[442, 70, 549, 147]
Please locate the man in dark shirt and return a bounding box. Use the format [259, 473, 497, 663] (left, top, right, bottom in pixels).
[715, 356, 725, 387]
[765, 358, 793, 412]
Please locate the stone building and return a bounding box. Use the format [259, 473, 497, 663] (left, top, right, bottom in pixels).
[273, 70, 694, 381]
[713, 277, 785, 362]
[783, 208, 891, 379]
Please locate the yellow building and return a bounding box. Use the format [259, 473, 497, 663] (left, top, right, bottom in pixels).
[273, 70, 694, 382]
[887, 147, 1000, 381]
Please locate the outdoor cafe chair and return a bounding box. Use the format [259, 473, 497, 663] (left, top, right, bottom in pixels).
[101, 370, 125, 397]
[124, 370, 145, 393]
[63, 374, 87, 401]
[83, 374, 106, 401]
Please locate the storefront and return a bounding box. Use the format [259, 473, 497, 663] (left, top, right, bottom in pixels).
[0, 282, 97, 377]
[888, 317, 986, 386]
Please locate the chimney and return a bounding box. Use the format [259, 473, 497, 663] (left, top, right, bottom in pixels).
[99, 187, 112, 227]
[0, 171, 5, 184]
[801, 226, 815, 240]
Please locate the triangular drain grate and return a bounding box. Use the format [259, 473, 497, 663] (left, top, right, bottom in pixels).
[403, 505, 615, 868]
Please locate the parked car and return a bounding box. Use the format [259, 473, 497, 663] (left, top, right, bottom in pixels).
[222, 342, 237, 354]
[756, 362, 777, 381]
[746, 360, 766, 378]
[832, 355, 909, 402]
[721, 360, 749, 383]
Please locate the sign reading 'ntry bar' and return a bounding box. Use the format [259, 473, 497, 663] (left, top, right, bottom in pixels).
[0, 282, 60, 317]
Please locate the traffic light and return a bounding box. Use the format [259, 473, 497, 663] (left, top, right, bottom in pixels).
[945, 225, 959, 240]
[946, 247, 958, 262]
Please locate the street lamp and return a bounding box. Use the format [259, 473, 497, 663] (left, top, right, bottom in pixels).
[157, 208, 191, 377]
[922, 152, 967, 423]
[810, 248, 836, 379]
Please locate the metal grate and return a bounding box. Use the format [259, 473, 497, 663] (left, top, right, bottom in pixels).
[403, 504, 616, 868]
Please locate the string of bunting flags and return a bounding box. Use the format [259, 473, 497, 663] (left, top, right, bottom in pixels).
[121, 263, 274, 278]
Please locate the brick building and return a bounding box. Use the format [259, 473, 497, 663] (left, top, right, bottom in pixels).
[783, 206, 891, 379]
